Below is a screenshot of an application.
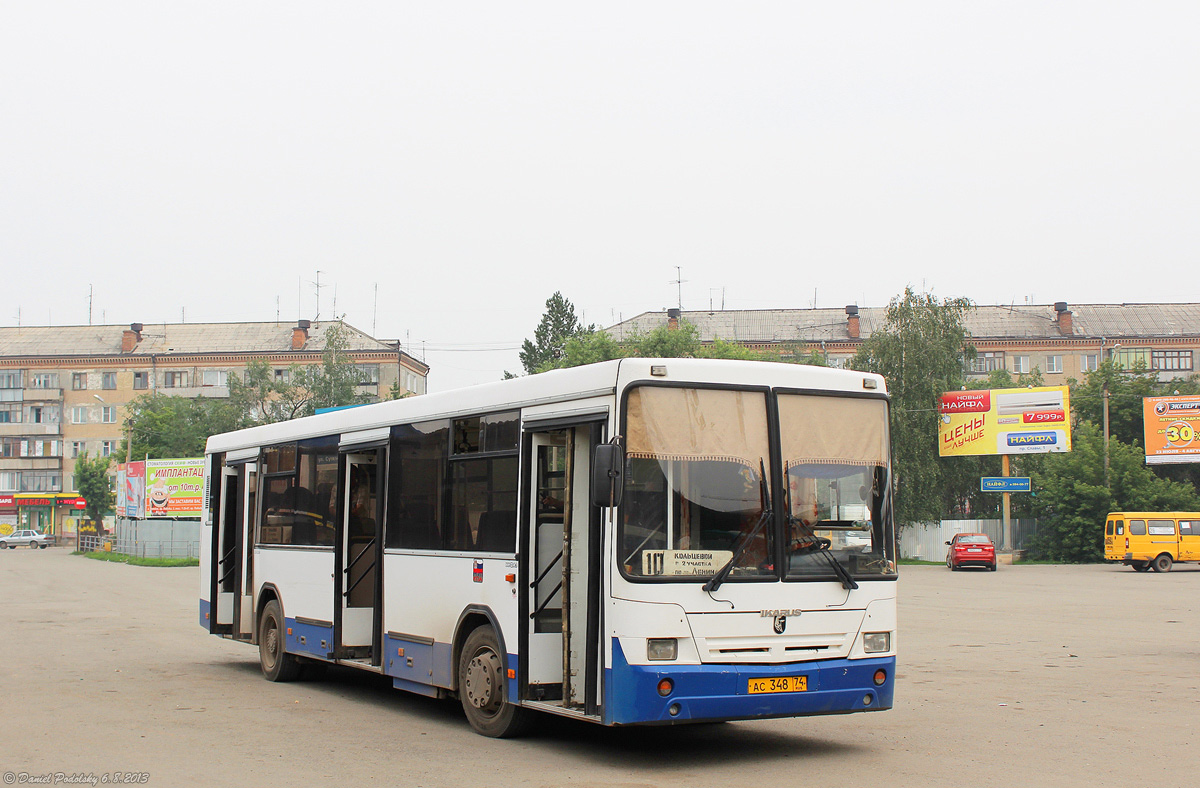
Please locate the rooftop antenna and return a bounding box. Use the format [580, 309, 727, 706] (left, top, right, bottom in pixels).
[312, 270, 327, 321]
[276, 296, 280, 323]
[373, 283, 379, 336]
[670, 266, 687, 310]
[88, 285, 93, 325]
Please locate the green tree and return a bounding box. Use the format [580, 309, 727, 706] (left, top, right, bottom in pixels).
[293, 321, 373, 416]
[225, 322, 372, 424]
[518, 292, 593, 374]
[74, 453, 114, 535]
[852, 287, 974, 525]
[1029, 423, 1200, 561]
[121, 394, 243, 460]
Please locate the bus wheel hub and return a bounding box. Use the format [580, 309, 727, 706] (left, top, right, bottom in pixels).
[465, 651, 501, 710]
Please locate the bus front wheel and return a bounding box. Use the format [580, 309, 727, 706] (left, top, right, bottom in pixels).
[258, 600, 301, 682]
[1152, 554, 1174, 573]
[1132, 561, 1151, 572]
[458, 626, 531, 738]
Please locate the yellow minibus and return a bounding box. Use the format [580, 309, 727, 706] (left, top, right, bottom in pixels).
[1104, 512, 1200, 572]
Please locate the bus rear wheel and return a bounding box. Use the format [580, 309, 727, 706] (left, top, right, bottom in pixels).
[258, 600, 301, 682]
[1151, 554, 1173, 573]
[458, 626, 531, 738]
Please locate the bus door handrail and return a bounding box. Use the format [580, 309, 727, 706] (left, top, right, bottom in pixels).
[343, 537, 377, 598]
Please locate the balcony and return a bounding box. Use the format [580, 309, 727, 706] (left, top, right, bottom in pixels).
[0, 423, 61, 437]
[23, 387, 64, 402]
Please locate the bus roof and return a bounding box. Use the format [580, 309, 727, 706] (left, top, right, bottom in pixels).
[205, 358, 888, 455]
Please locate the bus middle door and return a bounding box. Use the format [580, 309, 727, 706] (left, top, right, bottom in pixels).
[336, 452, 383, 664]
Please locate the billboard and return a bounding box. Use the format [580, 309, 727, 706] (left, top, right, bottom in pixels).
[1144, 395, 1200, 465]
[938, 386, 1072, 457]
[144, 458, 205, 518]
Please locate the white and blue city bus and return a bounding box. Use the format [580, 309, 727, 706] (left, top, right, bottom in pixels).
[200, 358, 896, 737]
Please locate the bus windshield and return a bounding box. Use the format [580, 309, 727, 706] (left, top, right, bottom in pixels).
[620, 386, 775, 580]
[778, 393, 893, 578]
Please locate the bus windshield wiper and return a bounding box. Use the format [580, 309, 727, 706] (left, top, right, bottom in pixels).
[704, 459, 772, 595]
[789, 516, 859, 590]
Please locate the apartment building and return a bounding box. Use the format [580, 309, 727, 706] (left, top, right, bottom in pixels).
[606, 301, 1200, 381]
[0, 319, 428, 532]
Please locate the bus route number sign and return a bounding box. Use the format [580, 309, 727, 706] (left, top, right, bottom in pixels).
[748, 676, 808, 694]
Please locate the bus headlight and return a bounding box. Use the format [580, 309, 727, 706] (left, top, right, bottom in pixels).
[863, 632, 891, 653]
[647, 638, 678, 661]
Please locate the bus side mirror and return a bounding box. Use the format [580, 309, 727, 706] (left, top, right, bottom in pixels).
[591, 443, 624, 508]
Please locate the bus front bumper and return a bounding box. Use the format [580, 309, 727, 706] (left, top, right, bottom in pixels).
[605, 639, 895, 725]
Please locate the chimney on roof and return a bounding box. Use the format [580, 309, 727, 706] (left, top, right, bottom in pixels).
[845, 305, 860, 339]
[667, 308, 681, 331]
[1054, 302, 1073, 336]
[292, 319, 311, 350]
[121, 323, 143, 353]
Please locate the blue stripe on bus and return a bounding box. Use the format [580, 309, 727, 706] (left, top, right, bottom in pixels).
[199, 598, 210, 630]
[285, 618, 334, 659]
[380, 633, 518, 701]
[604, 638, 895, 725]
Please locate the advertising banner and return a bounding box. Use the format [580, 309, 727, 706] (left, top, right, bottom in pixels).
[144, 458, 204, 517]
[938, 386, 1072, 457]
[125, 461, 145, 518]
[1143, 396, 1200, 465]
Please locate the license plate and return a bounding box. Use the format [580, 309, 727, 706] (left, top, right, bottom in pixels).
[748, 676, 807, 694]
[968, 548, 982, 552]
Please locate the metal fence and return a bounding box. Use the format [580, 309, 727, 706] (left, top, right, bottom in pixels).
[80, 518, 201, 559]
[900, 518, 1039, 560]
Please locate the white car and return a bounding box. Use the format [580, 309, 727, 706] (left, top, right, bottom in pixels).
[0, 529, 55, 549]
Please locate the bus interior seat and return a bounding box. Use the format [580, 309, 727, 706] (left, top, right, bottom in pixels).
[475, 510, 516, 552]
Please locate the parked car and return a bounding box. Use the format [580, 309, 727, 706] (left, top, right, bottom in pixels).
[945, 533, 996, 571]
[0, 529, 55, 549]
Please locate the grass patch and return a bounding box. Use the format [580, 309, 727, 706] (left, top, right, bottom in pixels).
[75, 550, 197, 567]
[899, 559, 945, 566]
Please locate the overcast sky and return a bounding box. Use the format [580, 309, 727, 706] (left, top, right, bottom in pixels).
[3, 2, 1197, 391]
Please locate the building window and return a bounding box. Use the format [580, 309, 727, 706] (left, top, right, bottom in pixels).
[1152, 350, 1193, 371]
[71, 441, 86, 458]
[274, 369, 290, 384]
[0, 471, 18, 491]
[1045, 355, 1063, 374]
[0, 404, 20, 423]
[164, 371, 188, 388]
[969, 352, 1005, 374]
[133, 371, 149, 390]
[101, 406, 117, 424]
[1112, 347, 1152, 370]
[1011, 355, 1031, 374]
[0, 439, 17, 458]
[100, 441, 116, 457]
[0, 371, 23, 389]
[202, 370, 229, 387]
[72, 406, 88, 424]
[28, 373, 58, 389]
[72, 373, 88, 390]
[22, 471, 62, 492]
[1081, 354, 1099, 373]
[102, 372, 117, 390]
[356, 365, 380, 386]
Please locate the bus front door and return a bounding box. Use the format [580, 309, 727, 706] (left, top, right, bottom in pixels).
[336, 452, 382, 664]
[525, 425, 602, 716]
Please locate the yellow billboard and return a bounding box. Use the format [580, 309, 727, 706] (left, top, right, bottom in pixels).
[938, 386, 1072, 457]
[1143, 395, 1200, 465]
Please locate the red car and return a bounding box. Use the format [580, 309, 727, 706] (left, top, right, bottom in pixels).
[945, 533, 997, 571]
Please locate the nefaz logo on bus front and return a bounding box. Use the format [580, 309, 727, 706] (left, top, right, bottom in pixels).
[939, 391, 991, 414]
